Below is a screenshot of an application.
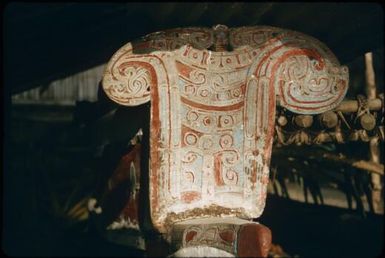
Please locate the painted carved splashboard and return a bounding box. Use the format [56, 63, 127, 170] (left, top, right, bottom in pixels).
[103, 25, 349, 233]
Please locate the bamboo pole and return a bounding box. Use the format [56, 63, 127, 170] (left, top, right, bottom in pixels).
[333, 98, 382, 112]
[365, 52, 382, 214]
[365, 52, 377, 99]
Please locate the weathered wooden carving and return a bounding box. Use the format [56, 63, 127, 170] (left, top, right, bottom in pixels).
[100, 25, 349, 255]
[170, 217, 271, 257]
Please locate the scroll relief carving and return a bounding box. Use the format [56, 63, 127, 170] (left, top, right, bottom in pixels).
[102, 26, 349, 233]
[181, 224, 239, 254]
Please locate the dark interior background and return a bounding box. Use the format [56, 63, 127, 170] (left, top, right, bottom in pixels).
[3, 3, 384, 257]
[3, 2, 384, 94]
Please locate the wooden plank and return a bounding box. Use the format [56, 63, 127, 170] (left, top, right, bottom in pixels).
[365, 52, 383, 213]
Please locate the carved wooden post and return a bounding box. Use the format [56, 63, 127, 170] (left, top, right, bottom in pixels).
[91, 25, 348, 257]
[365, 52, 382, 213]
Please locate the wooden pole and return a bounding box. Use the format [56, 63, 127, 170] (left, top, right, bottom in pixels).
[365, 52, 377, 99]
[334, 98, 382, 113]
[365, 52, 382, 214]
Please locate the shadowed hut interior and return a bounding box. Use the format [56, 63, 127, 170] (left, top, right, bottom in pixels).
[3, 3, 384, 257]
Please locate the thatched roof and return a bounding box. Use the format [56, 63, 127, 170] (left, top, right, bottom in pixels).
[4, 3, 384, 94]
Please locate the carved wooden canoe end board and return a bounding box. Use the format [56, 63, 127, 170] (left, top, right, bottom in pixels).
[102, 25, 349, 233]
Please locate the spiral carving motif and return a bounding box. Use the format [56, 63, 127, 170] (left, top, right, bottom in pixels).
[223, 169, 238, 186]
[275, 49, 349, 114]
[104, 59, 157, 106]
[182, 151, 199, 163]
[102, 25, 349, 233]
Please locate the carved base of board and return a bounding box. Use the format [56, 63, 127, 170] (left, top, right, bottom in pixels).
[168, 217, 271, 257]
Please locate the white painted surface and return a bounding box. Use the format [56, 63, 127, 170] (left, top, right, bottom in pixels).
[170, 246, 235, 258]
